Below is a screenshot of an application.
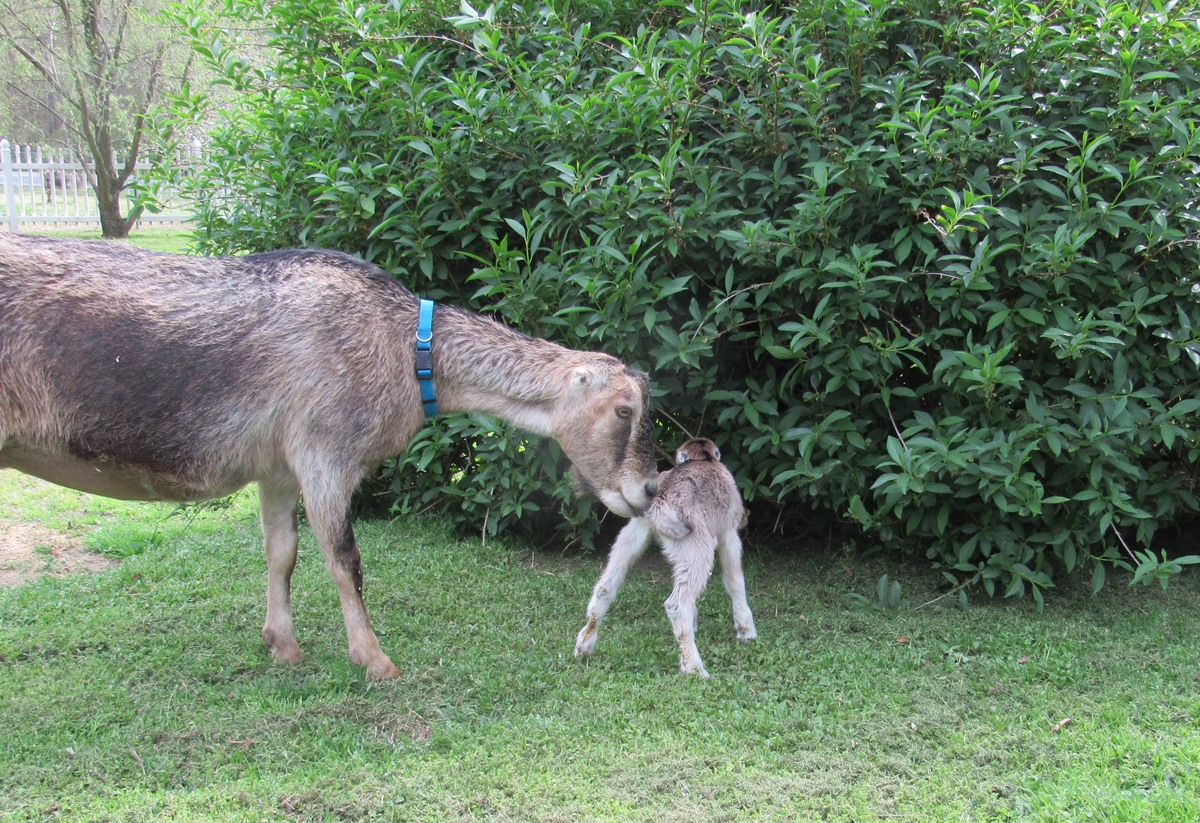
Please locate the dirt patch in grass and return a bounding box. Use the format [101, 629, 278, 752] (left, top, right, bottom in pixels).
[0, 521, 118, 587]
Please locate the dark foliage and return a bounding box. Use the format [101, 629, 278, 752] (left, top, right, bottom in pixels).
[158, 0, 1200, 599]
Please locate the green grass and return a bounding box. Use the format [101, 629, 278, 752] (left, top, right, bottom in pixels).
[1, 186, 97, 219]
[1, 473, 1198, 821]
[0, 471, 260, 559]
[22, 226, 196, 254]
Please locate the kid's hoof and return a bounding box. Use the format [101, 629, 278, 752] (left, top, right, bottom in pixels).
[575, 627, 598, 657]
[735, 625, 758, 643]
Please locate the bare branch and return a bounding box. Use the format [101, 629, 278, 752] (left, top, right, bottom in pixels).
[4, 82, 85, 147]
[117, 43, 166, 186]
[0, 21, 66, 97]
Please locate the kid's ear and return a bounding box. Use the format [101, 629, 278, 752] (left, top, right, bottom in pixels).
[677, 439, 720, 464]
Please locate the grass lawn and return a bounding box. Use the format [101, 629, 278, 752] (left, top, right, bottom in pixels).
[14, 226, 196, 254]
[1, 469, 1198, 822]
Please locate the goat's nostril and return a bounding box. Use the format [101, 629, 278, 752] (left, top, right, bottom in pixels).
[645, 479, 659, 497]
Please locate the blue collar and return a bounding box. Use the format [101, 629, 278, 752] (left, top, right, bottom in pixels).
[415, 299, 438, 418]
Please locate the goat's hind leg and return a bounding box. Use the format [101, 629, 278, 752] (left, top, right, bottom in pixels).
[663, 536, 716, 678]
[303, 469, 401, 681]
[717, 529, 757, 642]
[575, 518, 652, 658]
[259, 479, 305, 665]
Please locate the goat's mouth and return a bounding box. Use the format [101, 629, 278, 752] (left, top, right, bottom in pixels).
[597, 489, 645, 518]
[571, 467, 648, 518]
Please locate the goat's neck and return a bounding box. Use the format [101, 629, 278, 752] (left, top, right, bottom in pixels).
[431, 307, 577, 436]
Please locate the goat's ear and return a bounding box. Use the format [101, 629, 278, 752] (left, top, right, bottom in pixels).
[570, 365, 607, 392]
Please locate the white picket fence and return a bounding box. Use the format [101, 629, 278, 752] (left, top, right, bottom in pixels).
[0, 139, 196, 231]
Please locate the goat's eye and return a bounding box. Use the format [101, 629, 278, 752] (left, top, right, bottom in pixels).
[615, 406, 632, 419]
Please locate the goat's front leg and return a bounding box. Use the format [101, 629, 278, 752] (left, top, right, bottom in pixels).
[575, 518, 652, 658]
[304, 479, 401, 681]
[716, 529, 757, 642]
[662, 537, 716, 678]
[259, 479, 304, 665]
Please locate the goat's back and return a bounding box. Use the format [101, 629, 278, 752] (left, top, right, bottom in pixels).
[0, 234, 414, 325]
[0, 235, 422, 500]
[649, 456, 744, 539]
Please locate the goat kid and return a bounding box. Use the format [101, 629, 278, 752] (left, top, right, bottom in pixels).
[0, 234, 660, 680]
[575, 437, 756, 677]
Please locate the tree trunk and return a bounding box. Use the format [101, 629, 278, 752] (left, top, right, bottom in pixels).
[93, 164, 133, 239]
[97, 197, 132, 239]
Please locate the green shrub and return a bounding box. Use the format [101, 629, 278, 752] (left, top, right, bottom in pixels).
[159, 0, 1200, 598]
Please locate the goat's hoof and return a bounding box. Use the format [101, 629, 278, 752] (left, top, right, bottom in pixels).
[265, 634, 304, 665]
[271, 647, 305, 665]
[364, 659, 403, 681]
[736, 626, 758, 643]
[352, 646, 402, 681]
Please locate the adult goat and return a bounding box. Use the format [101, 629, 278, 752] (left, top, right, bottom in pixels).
[0, 235, 659, 680]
